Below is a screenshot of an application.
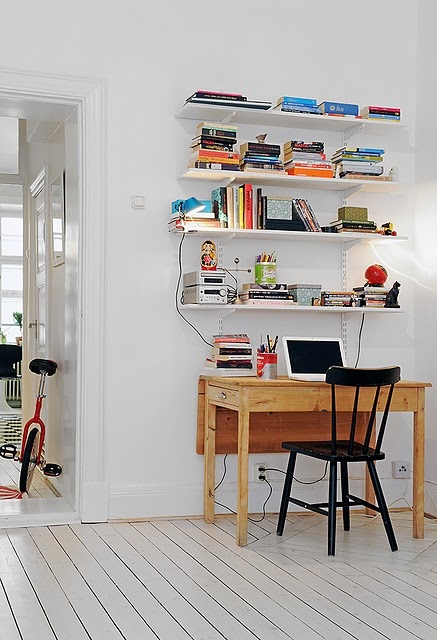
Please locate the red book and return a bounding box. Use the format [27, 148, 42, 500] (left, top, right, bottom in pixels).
[241, 183, 253, 229]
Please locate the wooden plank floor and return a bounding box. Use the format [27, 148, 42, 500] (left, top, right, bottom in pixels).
[1, 512, 437, 639]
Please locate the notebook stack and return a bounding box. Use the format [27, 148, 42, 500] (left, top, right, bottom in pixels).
[202, 334, 256, 376]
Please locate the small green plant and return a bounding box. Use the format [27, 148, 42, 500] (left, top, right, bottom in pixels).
[13, 311, 22, 331]
[0, 330, 6, 344]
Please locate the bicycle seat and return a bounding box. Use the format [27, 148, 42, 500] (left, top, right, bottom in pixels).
[29, 358, 57, 376]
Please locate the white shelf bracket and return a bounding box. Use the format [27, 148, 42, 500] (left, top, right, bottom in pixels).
[343, 123, 365, 142]
[217, 307, 236, 334]
[219, 111, 236, 125]
[342, 186, 362, 201]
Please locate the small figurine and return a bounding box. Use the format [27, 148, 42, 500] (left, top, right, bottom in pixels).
[377, 221, 397, 236]
[385, 281, 401, 308]
[200, 239, 217, 271]
[256, 133, 268, 144]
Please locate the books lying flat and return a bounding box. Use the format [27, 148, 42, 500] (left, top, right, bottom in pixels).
[339, 174, 393, 181]
[213, 334, 250, 343]
[187, 96, 272, 110]
[188, 161, 241, 171]
[200, 367, 256, 377]
[241, 283, 288, 290]
[212, 346, 253, 356]
[205, 358, 253, 369]
[286, 167, 333, 178]
[318, 101, 359, 116]
[237, 299, 298, 306]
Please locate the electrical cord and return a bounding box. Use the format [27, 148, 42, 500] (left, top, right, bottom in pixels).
[354, 312, 365, 368]
[174, 233, 213, 347]
[264, 462, 329, 484]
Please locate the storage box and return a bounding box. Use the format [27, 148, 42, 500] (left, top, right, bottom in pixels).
[337, 206, 368, 222]
[287, 283, 322, 306]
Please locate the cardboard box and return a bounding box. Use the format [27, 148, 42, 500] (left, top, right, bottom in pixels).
[337, 206, 368, 222]
[287, 283, 322, 306]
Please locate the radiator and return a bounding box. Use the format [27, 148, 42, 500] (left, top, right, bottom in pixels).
[5, 361, 21, 405]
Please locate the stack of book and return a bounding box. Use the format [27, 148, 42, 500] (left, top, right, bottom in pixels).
[189, 121, 240, 171]
[331, 146, 387, 180]
[353, 286, 389, 308]
[168, 199, 221, 232]
[238, 283, 296, 306]
[239, 141, 284, 173]
[273, 96, 320, 115]
[360, 105, 401, 121]
[203, 334, 256, 376]
[321, 291, 358, 307]
[318, 100, 360, 118]
[185, 90, 272, 110]
[283, 140, 333, 178]
[328, 219, 377, 233]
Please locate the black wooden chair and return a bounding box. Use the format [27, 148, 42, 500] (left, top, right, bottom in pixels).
[276, 365, 401, 555]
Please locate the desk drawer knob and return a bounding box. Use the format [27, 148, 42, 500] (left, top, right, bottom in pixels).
[220, 391, 227, 399]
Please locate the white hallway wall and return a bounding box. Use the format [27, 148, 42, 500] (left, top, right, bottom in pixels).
[415, 0, 437, 514]
[1, 0, 426, 519]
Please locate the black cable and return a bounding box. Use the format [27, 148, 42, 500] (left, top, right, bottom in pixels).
[174, 233, 213, 347]
[214, 454, 228, 490]
[265, 463, 329, 484]
[354, 312, 365, 367]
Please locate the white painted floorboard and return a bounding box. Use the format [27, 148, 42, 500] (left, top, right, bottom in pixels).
[1, 512, 437, 639]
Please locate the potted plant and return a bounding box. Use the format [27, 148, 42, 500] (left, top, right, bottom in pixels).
[13, 311, 23, 346]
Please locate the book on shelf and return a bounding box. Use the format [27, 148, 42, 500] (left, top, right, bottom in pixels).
[284, 140, 325, 152]
[188, 90, 247, 101]
[242, 282, 288, 290]
[240, 163, 285, 173]
[191, 137, 237, 152]
[335, 146, 385, 156]
[361, 113, 401, 121]
[187, 96, 272, 110]
[211, 186, 228, 228]
[168, 218, 221, 232]
[238, 299, 298, 307]
[339, 173, 393, 181]
[190, 149, 239, 161]
[331, 153, 384, 163]
[187, 161, 241, 171]
[285, 160, 332, 169]
[292, 198, 322, 232]
[330, 219, 376, 229]
[236, 183, 253, 229]
[240, 142, 281, 155]
[196, 122, 238, 137]
[213, 333, 251, 343]
[226, 186, 235, 229]
[353, 286, 389, 293]
[238, 290, 291, 300]
[273, 104, 321, 114]
[284, 151, 327, 162]
[318, 101, 359, 116]
[275, 96, 318, 107]
[286, 166, 333, 178]
[360, 106, 401, 117]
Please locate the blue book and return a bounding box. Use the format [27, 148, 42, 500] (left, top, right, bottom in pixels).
[279, 95, 317, 106]
[280, 105, 320, 113]
[365, 113, 401, 120]
[338, 147, 385, 155]
[318, 101, 359, 116]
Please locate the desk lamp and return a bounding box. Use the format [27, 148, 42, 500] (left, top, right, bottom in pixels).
[177, 196, 206, 220]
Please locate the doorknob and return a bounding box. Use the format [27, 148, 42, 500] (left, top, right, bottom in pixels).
[28, 322, 37, 328]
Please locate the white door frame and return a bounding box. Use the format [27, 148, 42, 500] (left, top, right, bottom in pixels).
[0, 69, 108, 522]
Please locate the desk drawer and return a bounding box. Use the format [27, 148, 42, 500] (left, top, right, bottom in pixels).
[207, 384, 240, 408]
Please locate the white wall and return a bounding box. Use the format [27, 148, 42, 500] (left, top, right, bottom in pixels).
[1, 0, 424, 519]
[415, 0, 437, 516]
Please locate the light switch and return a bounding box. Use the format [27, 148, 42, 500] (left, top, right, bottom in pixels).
[131, 195, 145, 209]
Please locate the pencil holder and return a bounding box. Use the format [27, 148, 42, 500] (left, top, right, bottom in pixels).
[256, 352, 278, 379]
[255, 262, 276, 285]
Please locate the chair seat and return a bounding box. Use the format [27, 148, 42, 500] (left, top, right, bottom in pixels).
[281, 440, 386, 462]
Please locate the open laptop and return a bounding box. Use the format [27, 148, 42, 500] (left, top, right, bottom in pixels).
[282, 336, 346, 381]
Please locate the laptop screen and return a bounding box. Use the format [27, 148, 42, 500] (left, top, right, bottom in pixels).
[282, 337, 346, 379]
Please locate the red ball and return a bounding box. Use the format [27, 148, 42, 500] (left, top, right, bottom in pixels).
[365, 264, 388, 286]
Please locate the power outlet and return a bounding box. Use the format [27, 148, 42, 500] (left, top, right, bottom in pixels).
[254, 463, 267, 483]
[391, 460, 410, 479]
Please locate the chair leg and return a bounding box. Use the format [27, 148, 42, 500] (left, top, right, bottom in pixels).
[367, 460, 398, 552]
[328, 460, 337, 556]
[277, 451, 297, 536]
[340, 460, 350, 531]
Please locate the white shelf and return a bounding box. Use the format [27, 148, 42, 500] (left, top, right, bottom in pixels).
[180, 304, 402, 313]
[181, 168, 406, 193]
[170, 226, 407, 246]
[176, 102, 405, 135]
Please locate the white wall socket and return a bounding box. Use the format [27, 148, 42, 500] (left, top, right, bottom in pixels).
[391, 460, 410, 479]
[254, 463, 267, 483]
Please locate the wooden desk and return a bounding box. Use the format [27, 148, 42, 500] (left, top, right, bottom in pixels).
[198, 376, 431, 547]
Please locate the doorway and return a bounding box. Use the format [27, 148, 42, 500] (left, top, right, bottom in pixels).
[0, 69, 108, 527]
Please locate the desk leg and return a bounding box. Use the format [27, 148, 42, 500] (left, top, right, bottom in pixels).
[413, 391, 425, 539]
[204, 384, 216, 524]
[236, 388, 250, 547]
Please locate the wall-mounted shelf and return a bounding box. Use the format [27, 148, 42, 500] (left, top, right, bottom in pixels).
[180, 304, 402, 314]
[170, 226, 407, 247]
[176, 102, 406, 135]
[181, 168, 407, 194]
